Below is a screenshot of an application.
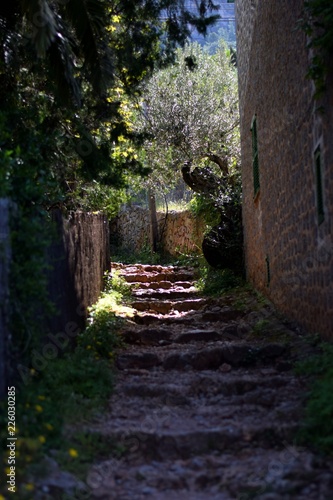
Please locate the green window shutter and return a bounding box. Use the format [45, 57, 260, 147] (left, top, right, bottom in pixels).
[251, 115, 260, 196]
[265, 255, 270, 287]
[315, 146, 324, 225]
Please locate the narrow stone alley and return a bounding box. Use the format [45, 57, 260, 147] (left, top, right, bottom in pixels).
[86, 263, 333, 500]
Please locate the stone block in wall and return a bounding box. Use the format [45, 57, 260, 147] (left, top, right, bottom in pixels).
[159, 210, 205, 256]
[111, 206, 151, 253]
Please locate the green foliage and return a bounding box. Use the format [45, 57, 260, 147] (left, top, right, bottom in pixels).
[104, 270, 134, 299]
[196, 264, 243, 296]
[0, 346, 114, 497]
[189, 193, 221, 228]
[69, 181, 129, 218]
[295, 342, 333, 454]
[55, 430, 123, 480]
[204, 24, 237, 53]
[77, 274, 135, 359]
[299, 0, 333, 95]
[0, 104, 60, 364]
[252, 319, 271, 336]
[0, 271, 134, 496]
[112, 246, 164, 265]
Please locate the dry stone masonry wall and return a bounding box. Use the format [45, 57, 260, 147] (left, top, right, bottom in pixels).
[111, 206, 205, 256]
[47, 210, 110, 334]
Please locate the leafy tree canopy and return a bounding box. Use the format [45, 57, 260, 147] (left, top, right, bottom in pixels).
[134, 41, 240, 208]
[0, 0, 220, 211]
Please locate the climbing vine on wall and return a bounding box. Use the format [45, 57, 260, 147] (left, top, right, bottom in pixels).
[300, 0, 333, 95]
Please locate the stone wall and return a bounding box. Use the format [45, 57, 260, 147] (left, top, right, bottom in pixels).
[236, 0, 333, 336]
[111, 206, 205, 256]
[47, 210, 111, 335]
[110, 206, 151, 253]
[160, 210, 205, 255]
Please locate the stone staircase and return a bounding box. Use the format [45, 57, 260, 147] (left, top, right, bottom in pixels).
[87, 263, 333, 500]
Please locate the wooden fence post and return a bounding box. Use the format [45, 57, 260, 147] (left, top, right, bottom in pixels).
[148, 189, 159, 253]
[0, 199, 11, 399]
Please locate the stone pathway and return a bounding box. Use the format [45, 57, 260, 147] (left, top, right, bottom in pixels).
[85, 263, 333, 500]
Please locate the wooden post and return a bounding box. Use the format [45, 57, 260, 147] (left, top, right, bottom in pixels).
[0, 199, 11, 399]
[148, 189, 159, 253]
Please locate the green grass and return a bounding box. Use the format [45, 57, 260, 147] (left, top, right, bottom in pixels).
[196, 265, 244, 296]
[295, 342, 333, 455]
[112, 246, 202, 267]
[156, 199, 190, 212]
[111, 246, 163, 265]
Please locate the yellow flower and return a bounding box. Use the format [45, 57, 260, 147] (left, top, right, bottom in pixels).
[86, 345, 92, 350]
[112, 15, 121, 23]
[44, 423, 53, 431]
[38, 395, 46, 401]
[24, 483, 35, 491]
[0, 494, 6, 500]
[38, 436, 46, 444]
[35, 405, 43, 412]
[68, 448, 78, 458]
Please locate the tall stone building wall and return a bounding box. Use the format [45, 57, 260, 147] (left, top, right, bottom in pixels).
[236, 0, 333, 336]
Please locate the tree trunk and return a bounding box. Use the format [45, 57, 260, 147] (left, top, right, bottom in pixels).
[148, 189, 159, 253]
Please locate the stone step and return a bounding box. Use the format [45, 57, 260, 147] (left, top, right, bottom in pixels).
[129, 280, 195, 290]
[119, 373, 298, 400]
[121, 326, 244, 346]
[122, 327, 174, 346]
[133, 310, 208, 325]
[116, 342, 287, 371]
[92, 423, 299, 461]
[132, 313, 164, 325]
[131, 287, 199, 301]
[122, 328, 223, 345]
[131, 298, 208, 314]
[88, 448, 332, 500]
[112, 263, 196, 274]
[122, 271, 197, 284]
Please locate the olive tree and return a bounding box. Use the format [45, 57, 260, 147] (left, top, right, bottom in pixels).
[137, 42, 240, 202]
[136, 42, 242, 268]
